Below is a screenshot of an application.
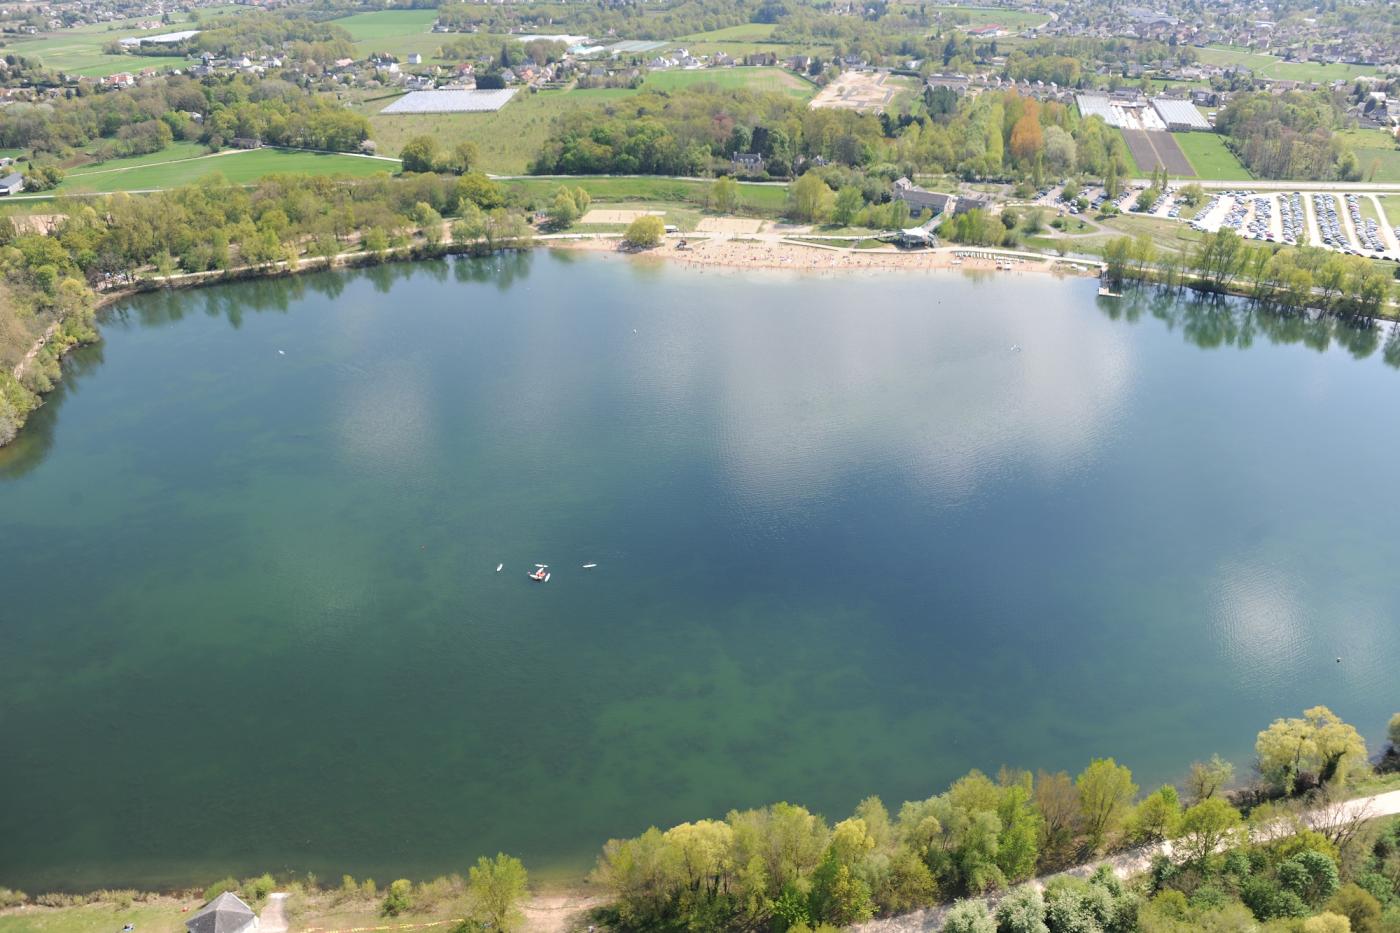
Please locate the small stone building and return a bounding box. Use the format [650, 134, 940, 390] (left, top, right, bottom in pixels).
[186, 892, 259, 933]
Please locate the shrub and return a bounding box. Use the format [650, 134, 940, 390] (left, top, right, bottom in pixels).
[1241, 874, 1308, 921]
[1328, 883, 1383, 933]
[622, 215, 665, 249]
[241, 874, 276, 904]
[1302, 912, 1353, 933]
[940, 899, 995, 933]
[202, 878, 239, 903]
[995, 885, 1049, 933]
[381, 879, 413, 917]
[1281, 851, 1341, 907]
[0, 889, 26, 908]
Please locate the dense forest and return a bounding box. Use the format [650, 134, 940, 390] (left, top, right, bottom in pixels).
[531, 85, 1131, 183]
[0, 74, 371, 158]
[1215, 91, 1354, 181]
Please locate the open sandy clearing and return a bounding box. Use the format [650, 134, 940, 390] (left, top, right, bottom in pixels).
[696, 217, 766, 233]
[580, 209, 665, 224]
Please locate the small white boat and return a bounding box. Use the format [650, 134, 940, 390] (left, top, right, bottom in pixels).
[582, 563, 597, 569]
[496, 563, 503, 572]
[528, 564, 550, 583]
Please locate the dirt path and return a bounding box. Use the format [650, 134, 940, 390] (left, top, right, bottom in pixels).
[521, 891, 607, 933]
[261, 893, 289, 933]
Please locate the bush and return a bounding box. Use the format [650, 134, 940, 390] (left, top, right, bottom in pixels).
[995, 885, 1048, 933]
[202, 878, 239, 903]
[1302, 912, 1352, 933]
[940, 899, 995, 933]
[622, 215, 665, 249]
[1242, 874, 1308, 921]
[0, 889, 26, 908]
[381, 879, 413, 917]
[1328, 883, 1383, 933]
[241, 874, 276, 904]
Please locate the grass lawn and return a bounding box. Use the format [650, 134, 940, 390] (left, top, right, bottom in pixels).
[0, 899, 199, 933]
[642, 66, 815, 100]
[927, 5, 1050, 28]
[366, 86, 636, 174]
[1336, 128, 1400, 184]
[65, 140, 209, 174]
[1172, 132, 1251, 181]
[1194, 45, 1378, 82]
[0, 12, 218, 77]
[678, 23, 779, 42]
[1101, 213, 1206, 255]
[51, 148, 396, 194]
[1356, 195, 1381, 228]
[1376, 196, 1400, 229]
[507, 176, 787, 214]
[331, 9, 454, 62]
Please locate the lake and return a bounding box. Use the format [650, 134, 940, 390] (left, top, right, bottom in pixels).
[2, 251, 1398, 892]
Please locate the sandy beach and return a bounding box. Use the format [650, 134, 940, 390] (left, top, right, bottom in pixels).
[550, 234, 1100, 279]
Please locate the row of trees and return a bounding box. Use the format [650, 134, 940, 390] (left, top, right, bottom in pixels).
[593, 706, 1396, 931]
[1103, 228, 1395, 319]
[0, 169, 536, 447]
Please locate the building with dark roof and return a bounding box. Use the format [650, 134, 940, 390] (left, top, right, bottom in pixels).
[186, 893, 259, 933]
[0, 173, 24, 196]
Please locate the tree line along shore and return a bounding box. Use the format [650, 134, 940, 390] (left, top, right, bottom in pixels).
[3, 708, 1399, 933]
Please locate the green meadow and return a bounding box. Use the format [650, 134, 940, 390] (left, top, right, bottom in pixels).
[50, 148, 396, 194]
[641, 66, 815, 100]
[366, 87, 637, 174]
[1172, 132, 1252, 181]
[1194, 45, 1379, 82]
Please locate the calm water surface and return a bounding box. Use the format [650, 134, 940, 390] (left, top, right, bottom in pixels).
[2, 252, 1398, 890]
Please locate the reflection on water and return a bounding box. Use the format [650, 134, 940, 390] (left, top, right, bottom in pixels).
[4, 254, 1400, 891]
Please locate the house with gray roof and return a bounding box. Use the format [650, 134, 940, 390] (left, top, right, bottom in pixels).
[186, 892, 259, 933]
[0, 173, 23, 196]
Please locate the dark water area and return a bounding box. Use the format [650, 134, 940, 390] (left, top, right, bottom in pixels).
[2, 252, 1398, 891]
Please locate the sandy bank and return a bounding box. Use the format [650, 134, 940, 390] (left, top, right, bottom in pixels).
[549, 234, 1101, 279]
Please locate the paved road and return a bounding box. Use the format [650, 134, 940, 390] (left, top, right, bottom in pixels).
[852, 789, 1400, 933]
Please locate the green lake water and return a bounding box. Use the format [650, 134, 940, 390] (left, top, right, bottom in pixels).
[2, 251, 1398, 891]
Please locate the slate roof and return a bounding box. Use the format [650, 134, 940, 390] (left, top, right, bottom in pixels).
[186, 892, 257, 933]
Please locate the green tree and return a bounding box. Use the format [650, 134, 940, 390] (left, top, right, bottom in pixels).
[832, 186, 864, 227]
[1172, 798, 1242, 868]
[623, 215, 666, 248]
[787, 173, 833, 223]
[547, 188, 580, 228]
[400, 135, 442, 174]
[1280, 850, 1341, 908]
[1326, 883, 1381, 933]
[709, 176, 740, 214]
[1256, 706, 1368, 794]
[1077, 758, 1138, 851]
[466, 853, 528, 932]
[1130, 786, 1181, 844]
[1185, 755, 1233, 804]
[1302, 913, 1351, 933]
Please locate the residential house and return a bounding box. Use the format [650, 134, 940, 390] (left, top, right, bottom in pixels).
[732, 153, 765, 174]
[0, 172, 24, 196]
[891, 178, 954, 218]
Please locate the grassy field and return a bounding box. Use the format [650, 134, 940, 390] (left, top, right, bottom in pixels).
[508, 175, 787, 214]
[927, 5, 1051, 29]
[1172, 132, 1252, 181]
[365, 86, 635, 174]
[678, 23, 779, 42]
[1336, 128, 1400, 184]
[51, 148, 396, 194]
[0, 9, 230, 77]
[331, 9, 451, 62]
[64, 140, 208, 174]
[1194, 45, 1379, 82]
[642, 66, 815, 100]
[1376, 196, 1400, 229]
